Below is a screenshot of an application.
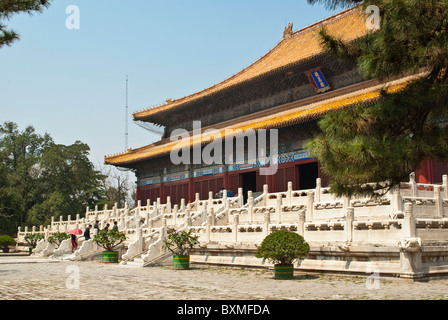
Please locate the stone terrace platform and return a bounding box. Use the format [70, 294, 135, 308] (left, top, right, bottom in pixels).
[1, 254, 448, 300]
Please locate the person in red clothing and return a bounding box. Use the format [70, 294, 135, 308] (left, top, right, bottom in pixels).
[71, 234, 78, 252]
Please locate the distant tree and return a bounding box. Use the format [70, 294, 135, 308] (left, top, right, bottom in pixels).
[0, 122, 107, 235]
[306, 0, 448, 197]
[0, 0, 52, 48]
[97, 163, 136, 208]
[26, 141, 107, 227]
[0, 122, 52, 234]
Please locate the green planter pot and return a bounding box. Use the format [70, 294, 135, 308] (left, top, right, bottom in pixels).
[102, 251, 119, 263]
[274, 264, 294, 279]
[173, 255, 190, 269]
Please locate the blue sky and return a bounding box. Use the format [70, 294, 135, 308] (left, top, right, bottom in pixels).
[0, 0, 337, 172]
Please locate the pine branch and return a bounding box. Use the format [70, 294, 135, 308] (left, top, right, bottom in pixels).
[0, 0, 52, 49]
[0, 0, 51, 20]
[306, 0, 363, 10]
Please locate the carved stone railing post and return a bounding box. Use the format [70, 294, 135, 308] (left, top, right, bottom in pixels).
[434, 186, 444, 218]
[263, 184, 269, 206]
[443, 175, 448, 199]
[94, 205, 99, 222]
[75, 214, 80, 229]
[233, 214, 239, 243]
[343, 196, 351, 217]
[136, 200, 141, 221]
[206, 212, 212, 243]
[195, 192, 200, 204]
[286, 182, 292, 204]
[264, 211, 270, 238]
[152, 201, 158, 217]
[410, 172, 417, 197]
[298, 209, 306, 236]
[238, 188, 244, 207]
[403, 202, 416, 238]
[201, 201, 208, 223]
[248, 194, 254, 223]
[166, 196, 172, 214]
[112, 203, 117, 218]
[306, 191, 314, 222]
[208, 192, 213, 207]
[136, 227, 143, 254]
[146, 199, 151, 214]
[185, 208, 191, 227]
[59, 216, 63, 232]
[173, 204, 178, 226]
[160, 217, 167, 240]
[315, 178, 321, 203]
[147, 217, 153, 232]
[391, 185, 402, 214]
[276, 194, 282, 224]
[208, 207, 215, 226]
[346, 207, 354, 243]
[180, 198, 186, 212]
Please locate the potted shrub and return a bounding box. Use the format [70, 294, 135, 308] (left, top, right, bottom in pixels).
[163, 229, 199, 269]
[0, 235, 16, 253]
[48, 232, 70, 248]
[24, 233, 44, 255]
[256, 230, 310, 279]
[93, 229, 126, 263]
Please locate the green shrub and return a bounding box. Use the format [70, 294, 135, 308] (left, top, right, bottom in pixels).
[163, 229, 199, 256]
[48, 232, 70, 248]
[24, 233, 44, 248]
[256, 230, 310, 265]
[93, 229, 126, 252]
[0, 235, 16, 249]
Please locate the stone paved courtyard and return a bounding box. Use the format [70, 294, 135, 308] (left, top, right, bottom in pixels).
[1, 254, 448, 301]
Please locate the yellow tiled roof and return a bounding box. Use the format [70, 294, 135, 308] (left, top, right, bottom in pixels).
[133, 6, 369, 121]
[105, 73, 422, 166]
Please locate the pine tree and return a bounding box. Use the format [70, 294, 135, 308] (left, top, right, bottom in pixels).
[305, 0, 448, 197]
[0, 0, 51, 48]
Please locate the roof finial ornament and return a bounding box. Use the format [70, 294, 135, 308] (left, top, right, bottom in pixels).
[283, 22, 293, 39]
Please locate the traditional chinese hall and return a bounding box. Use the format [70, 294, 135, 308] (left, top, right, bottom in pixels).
[105, 7, 448, 206]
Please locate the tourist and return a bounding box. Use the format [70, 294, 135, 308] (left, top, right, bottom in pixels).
[112, 221, 118, 231]
[70, 234, 78, 252]
[84, 225, 92, 240]
[103, 223, 110, 230]
[93, 220, 99, 231]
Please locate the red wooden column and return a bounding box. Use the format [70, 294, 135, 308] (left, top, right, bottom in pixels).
[416, 159, 432, 184]
[188, 176, 195, 203]
[266, 174, 275, 193]
[223, 171, 230, 190]
[159, 181, 165, 204]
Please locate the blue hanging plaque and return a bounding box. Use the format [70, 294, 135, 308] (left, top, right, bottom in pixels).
[307, 68, 331, 93]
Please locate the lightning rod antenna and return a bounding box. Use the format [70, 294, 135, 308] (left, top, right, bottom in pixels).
[125, 75, 129, 151]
